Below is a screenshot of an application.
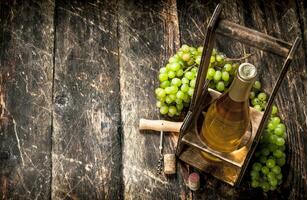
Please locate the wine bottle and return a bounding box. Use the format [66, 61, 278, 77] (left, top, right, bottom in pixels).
[201, 63, 257, 153]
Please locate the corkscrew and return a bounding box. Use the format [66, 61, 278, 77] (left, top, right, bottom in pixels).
[156, 130, 164, 174]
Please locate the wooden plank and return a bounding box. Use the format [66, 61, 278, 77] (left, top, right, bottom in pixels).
[255, 1, 307, 198]
[178, 0, 262, 199]
[178, 0, 307, 199]
[216, 20, 292, 57]
[242, 0, 307, 199]
[0, 0, 54, 199]
[118, 0, 190, 199]
[52, 0, 123, 199]
[296, 0, 307, 63]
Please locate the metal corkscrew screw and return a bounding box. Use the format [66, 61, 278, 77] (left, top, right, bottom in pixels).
[156, 130, 164, 174]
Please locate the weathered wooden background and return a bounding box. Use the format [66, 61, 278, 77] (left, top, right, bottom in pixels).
[0, 0, 306, 199]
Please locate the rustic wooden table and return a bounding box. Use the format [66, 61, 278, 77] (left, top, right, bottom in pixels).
[0, 0, 306, 199]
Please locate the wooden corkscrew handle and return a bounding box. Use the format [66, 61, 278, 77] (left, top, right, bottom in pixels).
[139, 118, 182, 133]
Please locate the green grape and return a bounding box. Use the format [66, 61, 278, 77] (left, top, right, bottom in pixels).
[182, 77, 189, 84]
[216, 81, 225, 92]
[190, 47, 197, 54]
[266, 159, 276, 168]
[254, 105, 262, 111]
[191, 67, 198, 74]
[251, 180, 260, 188]
[252, 163, 262, 171]
[208, 68, 216, 77]
[156, 89, 166, 98]
[159, 73, 168, 82]
[168, 106, 177, 115]
[276, 137, 285, 146]
[155, 88, 163, 96]
[195, 57, 201, 65]
[169, 94, 176, 101]
[181, 84, 189, 93]
[175, 98, 182, 105]
[260, 156, 267, 164]
[258, 92, 267, 101]
[222, 71, 230, 81]
[269, 134, 278, 144]
[169, 86, 178, 94]
[261, 148, 270, 156]
[165, 87, 172, 94]
[251, 98, 260, 106]
[267, 172, 276, 181]
[171, 62, 181, 71]
[210, 56, 216, 63]
[273, 149, 283, 158]
[182, 93, 190, 103]
[165, 96, 172, 104]
[188, 88, 194, 96]
[260, 103, 267, 111]
[276, 173, 283, 180]
[181, 44, 190, 52]
[168, 71, 176, 79]
[166, 63, 172, 71]
[171, 78, 182, 87]
[274, 127, 284, 136]
[272, 105, 278, 115]
[269, 178, 278, 187]
[262, 182, 270, 192]
[251, 170, 260, 179]
[276, 157, 286, 167]
[160, 105, 169, 114]
[160, 67, 167, 74]
[182, 53, 190, 62]
[176, 69, 184, 77]
[185, 71, 194, 80]
[160, 80, 170, 88]
[268, 122, 276, 130]
[253, 80, 261, 90]
[276, 123, 286, 132]
[212, 48, 217, 55]
[187, 59, 194, 66]
[176, 91, 185, 99]
[249, 91, 255, 99]
[224, 63, 232, 72]
[168, 56, 177, 63]
[156, 101, 163, 108]
[214, 70, 222, 81]
[190, 79, 196, 88]
[216, 55, 224, 62]
[176, 103, 183, 111]
[272, 166, 281, 174]
[268, 144, 278, 152]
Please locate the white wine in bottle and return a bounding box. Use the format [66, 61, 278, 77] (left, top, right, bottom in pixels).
[201, 63, 257, 153]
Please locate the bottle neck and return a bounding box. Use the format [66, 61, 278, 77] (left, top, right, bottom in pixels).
[228, 75, 254, 102]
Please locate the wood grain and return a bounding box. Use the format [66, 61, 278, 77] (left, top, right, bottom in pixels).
[0, 0, 54, 199]
[118, 0, 189, 199]
[178, 0, 307, 199]
[52, 0, 123, 199]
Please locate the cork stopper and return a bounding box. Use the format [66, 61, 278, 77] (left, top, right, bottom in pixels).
[238, 63, 257, 81]
[188, 172, 200, 191]
[163, 154, 176, 175]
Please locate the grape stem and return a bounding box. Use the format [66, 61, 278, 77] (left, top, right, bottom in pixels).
[225, 53, 254, 62]
[183, 65, 196, 73]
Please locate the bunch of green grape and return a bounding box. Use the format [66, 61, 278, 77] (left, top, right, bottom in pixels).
[155, 44, 201, 117]
[249, 84, 287, 192]
[155, 44, 237, 116]
[249, 81, 268, 111]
